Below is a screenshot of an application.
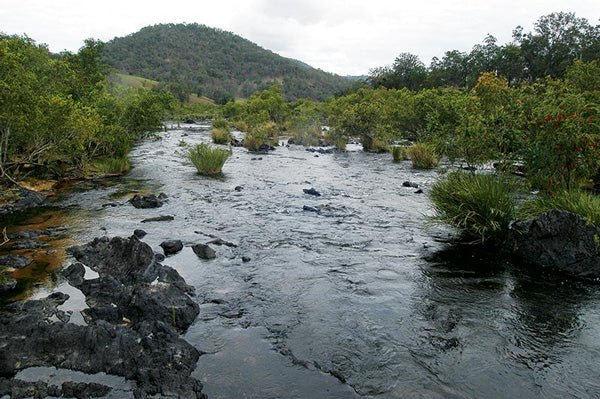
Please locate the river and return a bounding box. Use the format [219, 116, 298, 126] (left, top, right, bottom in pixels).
[2, 123, 600, 398]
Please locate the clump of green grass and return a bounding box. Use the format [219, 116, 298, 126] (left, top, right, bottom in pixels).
[212, 118, 229, 130]
[87, 156, 131, 176]
[289, 125, 322, 147]
[244, 122, 279, 151]
[407, 144, 439, 169]
[518, 189, 600, 226]
[211, 128, 233, 145]
[187, 143, 231, 176]
[430, 171, 516, 243]
[391, 146, 409, 162]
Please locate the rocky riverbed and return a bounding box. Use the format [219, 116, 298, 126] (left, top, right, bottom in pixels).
[2, 122, 600, 398]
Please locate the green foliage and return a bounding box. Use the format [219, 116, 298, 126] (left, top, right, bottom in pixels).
[518, 190, 600, 226]
[86, 156, 131, 176]
[102, 23, 352, 101]
[406, 144, 439, 169]
[244, 122, 279, 151]
[212, 118, 229, 130]
[430, 171, 516, 243]
[391, 146, 409, 162]
[211, 128, 232, 144]
[187, 143, 231, 176]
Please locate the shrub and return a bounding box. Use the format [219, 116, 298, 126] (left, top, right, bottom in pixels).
[289, 125, 322, 147]
[518, 189, 600, 226]
[333, 136, 347, 151]
[187, 143, 231, 176]
[244, 122, 279, 151]
[233, 120, 249, 132]
[430, 171, 516, 243]
[391, 146, 409, 162]
[212, 118, 229, 130]
[211, 128, 232, 144]
[407, 144, 439, 169]
[86, 156, 131, 176]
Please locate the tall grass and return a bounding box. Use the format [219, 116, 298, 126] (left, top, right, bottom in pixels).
[406, 144, 439, 169]
[244, 122, 279, 151]
[391, 146, 409, 162]
[187, 143, 231, 176]
[430, 171, 516, 243]
[518, 189, 600, 226]
[212, 118, 229, 130]
[86, 156, 131, 176]
[211, 128, 232, 144]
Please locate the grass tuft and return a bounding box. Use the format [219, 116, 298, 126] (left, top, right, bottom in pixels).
[430, 171, 516, 243]
[244, 122, 279, 151]
[87, 156, 131, 176]
[518, 189, 600, 226]
[391, 146, 409, 162]
[211, 128, 233, 144]
[407, 144, 439, 169]
[187, 143, 231, 176]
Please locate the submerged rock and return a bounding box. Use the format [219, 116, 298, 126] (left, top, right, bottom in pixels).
[133, 229, 147, 238]
[192, 243, 216, 260]
[141, 215, 174, 223]
[0, 254, 33, 269]
[402, 181, 419, 188]
[303, 188, 321, 196]
[207, 238, 237, 247]
[129, 193, 168, 209]
[160, 239, 184, 255]
[303, 205, 321, 213]
[509, 210, 600, 279]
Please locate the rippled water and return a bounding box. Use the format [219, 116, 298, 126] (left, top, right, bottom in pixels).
[3, 123, 600, 398]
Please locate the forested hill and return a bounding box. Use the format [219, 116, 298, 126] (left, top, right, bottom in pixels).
[103, 23, 352, 102]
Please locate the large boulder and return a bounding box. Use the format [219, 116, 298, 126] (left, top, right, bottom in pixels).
[509, 210, 600, 279]
[128, 193, 168, 209]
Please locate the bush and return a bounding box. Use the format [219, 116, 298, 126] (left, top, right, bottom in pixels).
[518, 189, 600, 226]
[289, 125, 322, 147]
[212, 118, 229, 130]
[406, 144, 439, 169]
[211, 128, 232, 144]
[187, 143, 231, 176]
[244, 122, 279, 151]
[391, 146, 409, 162]
[430, 171, 516, 243]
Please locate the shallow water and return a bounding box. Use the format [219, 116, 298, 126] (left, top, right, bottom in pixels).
[3, 123, 600, 398]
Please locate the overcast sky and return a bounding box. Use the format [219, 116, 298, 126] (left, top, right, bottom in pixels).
[0, 0, 598, 75]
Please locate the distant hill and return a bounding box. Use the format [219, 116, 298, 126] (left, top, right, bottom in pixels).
[102, 23, 352, 102]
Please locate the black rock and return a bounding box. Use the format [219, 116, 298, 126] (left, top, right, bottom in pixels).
[62, 263, 86, 286]
[242, 256, 251, 263]
[155, 253, 166, 262]
[234, 186, 244, 192]
[192, 244, 216, 260]
[509, 210, 600, 279]
[0, 187, 46, 215]
[184, 119, 196, 124]
[258, 144, 271, 152]
[129, 193, 168, 209]
[0, 278, 17, 292]
[133, 229, 147, 238]
[0, 254, 33, 269]
[414, 189, 424, 194]
[287, 138, 296, 145]
[207, 238, 237, 248]
[303, 205, 320, 213]
[160, 240, 184, 255]
[61, 381, 111, 398]
[303, 188, 321, 196]
[102, 202, 119, 208]
[141, 215, 174, 223]
[402, 181, 419, 188]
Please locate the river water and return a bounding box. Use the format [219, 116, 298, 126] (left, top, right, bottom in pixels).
[2, 123, 600, 398]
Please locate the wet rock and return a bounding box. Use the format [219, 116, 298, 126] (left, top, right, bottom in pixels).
[154, 253, 166, 262]
[258, 144, 271, 152]
[303, 188, 321, 196]
[184, 119, 196, 124]
[61, 381, 111, 398]
[0, 186, 46, 215]
[141, 215, 174, 223]
[62, 262, 86, 286]
[102, 202, 119, 208]
[0, 254, 33, 269]
[509, 210, 600, 279]
[129, 193, 168, 209]
[414, 189, 424, 194]
[234, 185, 244, 192]
[7, 239, 48, 250]
[160, 239, 183, 255]
[133, 229, 147, 238]
[242, 256, 251, 263]
[0, 278, 17, 292]
[0, 379, 59, 399]
[287, 138, 296, 145]
[303, 205, 321, 213]
[207, 238, 237, 247]
[306, 147, 333, 154]
[402, 181, 419, 188]
[192, 243, 216, 260]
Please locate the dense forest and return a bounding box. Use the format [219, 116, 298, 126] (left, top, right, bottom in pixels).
[102, 23, 352, 103]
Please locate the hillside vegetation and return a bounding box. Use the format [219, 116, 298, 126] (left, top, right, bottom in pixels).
[102, 23, 351, 102]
